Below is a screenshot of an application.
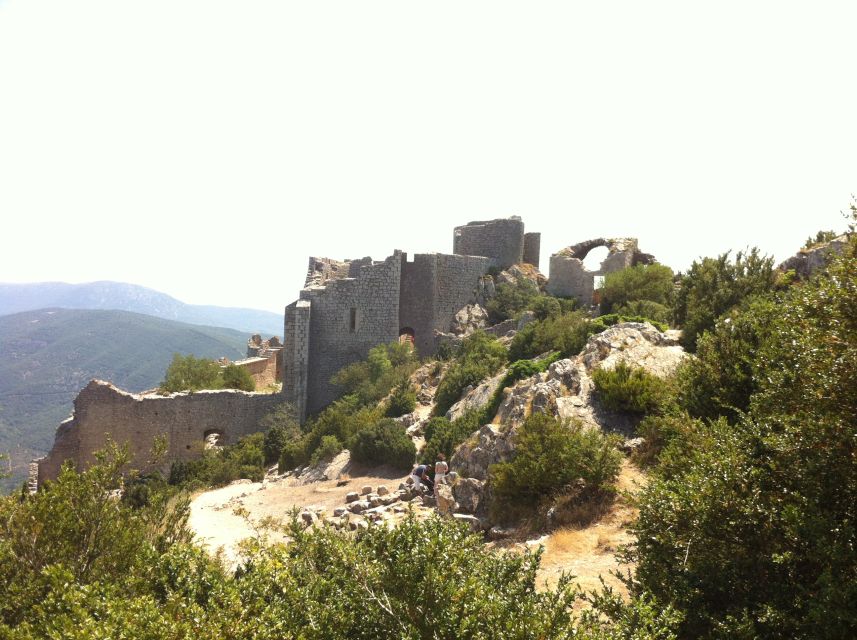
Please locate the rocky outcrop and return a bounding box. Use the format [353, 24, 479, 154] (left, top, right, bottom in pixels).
[445, 369, 508, 422]
[778, 234, 850, 280]
[495, 263, 547, 290]
[449, 322, 687, 512]
[450, 304, 490, 336]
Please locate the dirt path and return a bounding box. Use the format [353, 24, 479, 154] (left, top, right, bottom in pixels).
[534, 460, 645, 596]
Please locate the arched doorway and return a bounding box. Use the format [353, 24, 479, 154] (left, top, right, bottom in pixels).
[399, 327, 415, 349]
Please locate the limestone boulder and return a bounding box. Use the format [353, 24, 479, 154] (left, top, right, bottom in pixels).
[452, 477, 485, 515]
[445, 369, 508, 422]
[450, 424, 515, 481]
[495, 263, 547, 290]
[581, 322, 685, 377]
[450, 304, 489, 336]
[436, 483, 458, 515]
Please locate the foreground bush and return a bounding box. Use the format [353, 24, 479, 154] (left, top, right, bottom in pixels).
[169, 433, 266, 489]
[599, 263, 675, 315]
[509, 310, 590, 360]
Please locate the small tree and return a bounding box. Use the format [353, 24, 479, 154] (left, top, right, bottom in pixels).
[221, 363, 255, 391]
[599, 263, 675, 315]
[159, 354, 222, 393]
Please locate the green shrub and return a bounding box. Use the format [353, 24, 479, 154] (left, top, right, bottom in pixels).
[485, 279, 541, 322]
[259, 403, 301, 464]
[599, 263, 675, 314]
[613, 300, 672, 325]
[489, 413, 622, 515]
[278, 437, 309, 473]
[433, 332, 507, 416]
[421, 412, 482, 467]
[672, 247, 777, 352]
[310, 435, 343, 465]
[220, 363, 256, 391]
[385, 380, 416, 417]
[509, 311, 590, 360]
[592, 362, 671, 415]
[159, 354, 223, 393]
[331, 341, 418, 405]
[350, 419, 415, 471]
[169, 433, 266, 488]
[588, 313, 669, 334]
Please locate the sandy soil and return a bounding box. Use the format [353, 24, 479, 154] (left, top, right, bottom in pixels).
[189, 463, 409, 566]
[534, 460, 646, 596]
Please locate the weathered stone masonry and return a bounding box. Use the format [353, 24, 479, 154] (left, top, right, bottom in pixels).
[284, 217, 541, 422]
[37, 381, 281, 486]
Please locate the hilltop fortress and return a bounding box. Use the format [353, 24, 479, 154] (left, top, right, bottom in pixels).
[35, 216, 654, 486]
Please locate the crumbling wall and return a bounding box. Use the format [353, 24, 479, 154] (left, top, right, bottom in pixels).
[523, 232, 541, 268]
[303, 253, 402, 416]
[36, 380, 281, 487]
[283, 300, 311, 422]
[547, 238, 649, 305]
[453, 217, 525, 269]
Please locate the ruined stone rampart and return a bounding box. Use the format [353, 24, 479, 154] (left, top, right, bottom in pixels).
[523, 232, 541, 268]
[453, 217, 526, 269]
[36, 380, 281, 487]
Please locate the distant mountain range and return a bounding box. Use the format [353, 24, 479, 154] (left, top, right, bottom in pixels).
[0, 308, 251, 492]
[0, 281, 283, 336]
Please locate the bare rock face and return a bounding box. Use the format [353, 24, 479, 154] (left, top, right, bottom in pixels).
[436, 483, 458, 515]
[450, 424, 515, 481]
[445, 369, 508, 422]
[778, 234, 849, 279]
[450, 304, 490, 336]
[496, 263, 548, 290]
[452, 477, 485, 515]
[581, 322, 685, 377]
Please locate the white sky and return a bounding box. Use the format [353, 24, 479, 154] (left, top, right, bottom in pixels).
[1, 1, 854, 314]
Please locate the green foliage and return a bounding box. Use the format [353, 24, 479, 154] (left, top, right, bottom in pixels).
[159, 353, 224, 393]
[0, 444, 192, 627]
[421, 412, 480, 467]
[802, 229, 838, 249]
[259, 403, 301, 464]
[613, 300, 672, 325]
[599, 263, 675, 315]
[433, 332, 508, 416]
[385, 380, 416, 417]
[509, 310, 591, 360]
[278, 438, 308, 473]
[310, 435, 343, 465]
[350, 419, 415, 471]
[220, 363, 255, 391]
[490, 413, 622, 517]
[169, 433, 266, 489]
[592, 362, 672, 415]
[672, 247, 777, 352]
[629, 235, 857, 638]
[485, 278, 542, 322]
[331, 341, 418, 406]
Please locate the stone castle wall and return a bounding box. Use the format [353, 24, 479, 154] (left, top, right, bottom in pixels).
[37, 381, 281, 486]
[453, 218, 526, 269]
[547, 238, 645, 305]
[523, 232, 541, 268]
[301, 254, 402, 416]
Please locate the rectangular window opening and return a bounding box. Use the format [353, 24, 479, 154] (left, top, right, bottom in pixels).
[349, 307, 357, 333]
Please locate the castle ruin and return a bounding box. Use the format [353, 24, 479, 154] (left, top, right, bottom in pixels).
[283, 217, 540, 422]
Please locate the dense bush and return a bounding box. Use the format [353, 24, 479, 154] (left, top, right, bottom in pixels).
[258, 403, 301, 464]
[628, 232, 857, 638]
[599, 263, 675, 315]
[592, 362, 672, 415]
[421, 411, 483, 467]
[220, 363, 256, 391]
[485, 279, 542, 322]
[433, 332, 507, 416]
[169, 433, 266, 489]
[350, 419, 415, 471]
[331, 341, 418, 405]
[613, 300, 672, 325]
[509, 310, 590, 360]
[490, 413, 622, 518]
[672, 247, 777, 351]
[385, 380, 416, 417]
[588, 312, 669, 334]
[310, 434, 343, 465]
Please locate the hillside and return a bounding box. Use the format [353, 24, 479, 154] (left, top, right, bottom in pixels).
[0, 308, 249, 490]
[0, 281, 283, 336]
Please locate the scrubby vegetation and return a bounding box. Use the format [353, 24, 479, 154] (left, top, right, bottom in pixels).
[159, 354, 255, 393]
[433, 331, 508, 416]
[168, 433, 267, 489]
[350, 418, 416, 470]
[485, 278, 541, 322]
[592, 362, 672, 415]
[331, 341, 418, 405]
[489, 413, 622, 524]
[598, 263, 675, 315]
[1, 447, 683, 639]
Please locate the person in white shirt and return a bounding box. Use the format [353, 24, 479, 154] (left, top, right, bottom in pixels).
[434, 453, 449, 499]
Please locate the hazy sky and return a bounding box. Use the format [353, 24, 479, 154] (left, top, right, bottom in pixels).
[1, 1, 854, 314]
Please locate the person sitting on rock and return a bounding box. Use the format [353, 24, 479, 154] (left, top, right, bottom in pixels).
[434, 453, 449, 499]
[410, 463, 431, 493]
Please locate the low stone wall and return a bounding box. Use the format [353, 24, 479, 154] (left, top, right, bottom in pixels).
[36, 380, 282, 487]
